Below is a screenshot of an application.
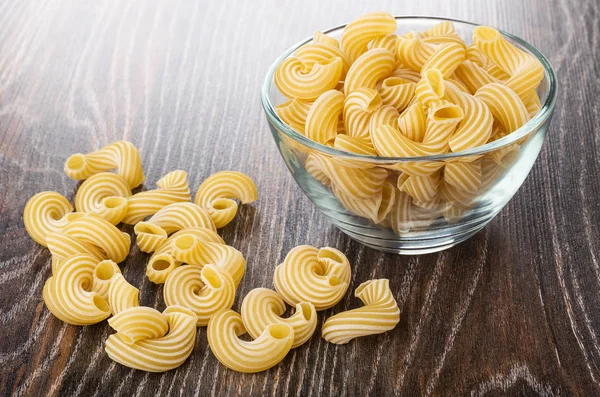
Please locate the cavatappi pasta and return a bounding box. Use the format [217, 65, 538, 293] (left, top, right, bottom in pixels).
[273, 14, 543, 231]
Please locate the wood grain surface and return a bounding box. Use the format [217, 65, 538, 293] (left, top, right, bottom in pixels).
[1, 0, 599, 395]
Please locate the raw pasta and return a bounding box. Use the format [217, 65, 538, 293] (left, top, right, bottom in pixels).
[24, 191, 74, 246]
[108, 273, 139, 315]
[74, 172, 131, 224]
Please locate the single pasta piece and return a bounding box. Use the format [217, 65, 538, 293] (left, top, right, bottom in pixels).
[294, 43, 351, 78]
[61, 214, 131, 263]
[422, 100, 464, 144]
[341, 12, 397, 63]
[397, 102, 427, 142]
[305, 153, 331, 186]
[164, 264, 236, 326]
[146, 227, 224, 284]
[333, 181, 396, 224]
[64, 140, 145, 189]
[313, 31, 339, 48]
[370, 34, 400, 54]
[275, 98, 313, 134]
[423, 21, 456, 37]
[439, 180, 479, 209]
[207, 309, 294, 373]
[108, 306, 169, 345]
[415, 69, 445, 107]
[454, 60, 499, 94]
[398, 173, 441, 203]
[105, 305, 197, 372]
[444, 161, 482, 193]
[46, 230, 106, 269]
[369, 105, 400, 139]
[388, 190, 413, 234]
[241, 288, 318, 349]
[273, 245, 351, 311]
[344, 88, 382, 138]
[134, 202, 215, 253]
[372, 124, 449, 157]
[108, 273, 139, 315]
[23, 191, 74, 246]
[421, 43, 466, 77]
[92, 259, 122, 300]
[390, 63, 422, 83]
[396, 31, 437, 71]
[42, 254, 111, 325]
[344, 48, 396, 96]
[333, 135, 377, 156]
[305, 90, 345, 144]
[475, 83, 530, 133]
[170, 235, 246, 287]
[523, 90, 542, 117]
[122, 170, 191, 225]
[422, 34, 466, 48]
[193, 171, 258, 229]
[74, 172, 131, 225]
[321, 279, 400, 344]
[377, 77, 415, 113]
[274, 56, 343, 100]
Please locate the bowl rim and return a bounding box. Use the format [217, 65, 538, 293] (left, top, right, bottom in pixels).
[261, 15, 558, 162]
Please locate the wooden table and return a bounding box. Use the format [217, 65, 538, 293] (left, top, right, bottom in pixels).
[1, 0, 598, 395]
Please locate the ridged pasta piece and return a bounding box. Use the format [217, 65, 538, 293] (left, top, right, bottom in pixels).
[473, 26, 544, 100]
[421, 43, 466, 77]
[415, 69, 445, 107]
[344, 49, 396, 95]
[134, 202, 215, 253]
[396, 31, 438, 71]
[444, 161, 482, 193]
[333, 181, 396, 223]
[207, 309, 294, 373]
[422, 34, 466, 48]
[341, 12, 397, 63]
[122, 170, 191, 225]
[241, 288, 318, 349]
[304, 90, 345, 144]
[370, 34, 399, 53]
[61, 214, 131, 263]
[295, 43, 351, 78]
[369, 105, 400, 138]
[454, 60, 498, 94]
[397, 102, 427, 142]
[388, 190, 413, 234]
[92, 259, 122, 300]
[275, 98, 313, 134]
[146, 227, 224, 284]
[23, 191, 74, 246]
[372, 124, 449, 157]
[64, 140, 145, 189]
[105, 305, 197, 372]
[313, 31, 339, 48]
[444, 81, 494, 152]
[164, 264, 236, 326]
[333, 135, 377, 156]
[398, 173, 440, 202]
[422, 100, 464, 144]
[465, 44, 489, 66]
[321, 279, 400, 344]
[523, 90, 542, 117]
[390, 64, 422, 83]
[424, 21, 455, 37]
[274, 56, 343, 100]
[171, 235, 246, 287]
[344, 88, 382, 138]
[377, 77, 415, 112]
[439, 180, 479, 209]
[305, 153, 331, 186]
[475, 83, 530, 133]
[46, 230, 106, 269]
[107, 306, 169, 345]
[42, 254, 111, 325]
[108, 273, 139, 315]
[193, 171, 258, 229]
[74, 172, 131, 224]
[273, 245, 351, 311]
[443, 205, 465, 223]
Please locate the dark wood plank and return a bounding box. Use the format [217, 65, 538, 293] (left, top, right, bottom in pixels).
[1, 0, 599, 395]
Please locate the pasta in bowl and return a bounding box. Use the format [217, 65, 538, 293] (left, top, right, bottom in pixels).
[261, 15, 557, 254]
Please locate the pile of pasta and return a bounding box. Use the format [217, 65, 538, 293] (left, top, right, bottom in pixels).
[23, 140, 400, 373]
[275, 13, 543, 230]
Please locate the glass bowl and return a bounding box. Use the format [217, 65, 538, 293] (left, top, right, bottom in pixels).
[261, 16, 558, 254]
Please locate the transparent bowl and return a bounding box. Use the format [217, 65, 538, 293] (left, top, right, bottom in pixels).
[261, 16, 558, 254]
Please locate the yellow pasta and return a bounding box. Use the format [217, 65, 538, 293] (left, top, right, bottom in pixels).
[108, 273, 139, 315]
[369, 105, 400, 138]
[444, 161, 482, 193]
[313, 31, 339, 48]
[305, 152, 331, 186]
[377, 77, 415, 113]
[207, 309, 294, 373]
[134, 202, 215, 253]
[398, 172, 440, 203]
[321, 279, 400, 344]
[372, 124, 449, 157]
[64, 140, 145, 189]
[421, 43, 466, 78]
[414, 69, 445, 107]
[344, 88, 382, 138]
[105, 305, 197, 372]
[333, 135, 377, 156]
[164, 264, 236, 326]
[423, 21, 456, 37]
[454, 60, 498, 94]
[241, 288, 317, 348]
[341, 12, 397, 63]
[388, 190, 413, 234]
[422, 99, 464, 144]
[333, 181, 396, 223]
[193, 171, 258, 229]
[107, 306, 169, 345]
[304, 90, 345, 144]
[295, 43, 351, 78]
[370, 34, 399, 54]
[46, 230, 106, 271]
[475, 83, 530, 133]
[273, 245, 351, 311]
[523, 90, 542, 117]
[344, 48, 396, 95]
[274, 56, 343, 100]
[42, 254, 111, 325]
[390, 63, 422, 83]
[74, 172, 131, 225]
[397, 102, 427, 142]
[275, 98, 313, 134]
[92, 259, 122, 300]
[396, 31, 437, 71]
[23, 191, 74, 246]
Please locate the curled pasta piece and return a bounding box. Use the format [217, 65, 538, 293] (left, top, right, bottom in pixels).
[475, 83, 530, 133]
[134, 202, 215, 253]
[422, 100, 464, 144]
[92, 259, 122, 300]
[344, 88, 382, 138]
[421, 43, 466, 77]
[275, 98, 312, 134]
[397, 102, 427, 142]
[305, 153, 331, 186]
[444, 161, 482, 193]
[47, 230, 106, 271]
[108, 273, 139, 315]
[194, 171, 258, 229]
[241, 288, 317, 349]
[171, 235, 246, 287]
[370, 34, 399, 53]
[369, 105, 400, 138]
[107, 306, 169, 345]
[122, 170, 191, 225]
[273, 245, 351, 311]
[275, 56, 343, 100]
[321, 279, 400, 344]
[377, 77, 415, 113]
[388, 190, 413, 234]
[473, 26, 544, 100]
[313, 31, 339, 48]
[333, 181, 396, 224]
[424, 21, 455, 37]
[415, 69, 445, 107]
[390, 64, 422, 83]
[23, 191, 73, 246]
[523, 91, 542, 117]
[341, 12, 396, 63]
[64, 140, 145, 189]
[439, 180, 479, 209]
[344, 49, 396, 95]
[74, 172, 131, 224]
[164, 264, 236, 326]
[454, 60, 498, 94]
[43, 254, 111, 325]
[372, 124, 449, 157]
[398, 173, 440, 203]
[305, 90, 345, 144]
[146, 227, 224, 284]
[396, 31, 437, 71]
[294, 43, 351, 78]
[105, 305, 197, 372]
[207, 309, 294, 373]
[333, 135, 377, 156]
